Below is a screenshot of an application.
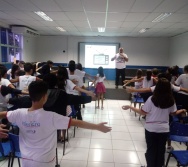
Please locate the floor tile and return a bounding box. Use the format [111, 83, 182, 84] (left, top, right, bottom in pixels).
[90, 139, 112, 149]
[112, 140, 135, 151]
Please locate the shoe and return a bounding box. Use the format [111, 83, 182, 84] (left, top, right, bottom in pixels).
[115, 86, 118, 89]
[101, 107, 104, 110]
[83, 104, 85, 108]
[96, 106, 99, 109]
[166, 146, 174, 153]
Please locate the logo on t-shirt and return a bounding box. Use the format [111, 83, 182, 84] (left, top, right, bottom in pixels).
[22, 121, 40, 127]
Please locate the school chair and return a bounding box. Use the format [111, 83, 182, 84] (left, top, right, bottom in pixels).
[165, 122, 188, 167]
[8, 133, 21, 167]
[130, 93, 144, 120]
[0, 140, 11, 166]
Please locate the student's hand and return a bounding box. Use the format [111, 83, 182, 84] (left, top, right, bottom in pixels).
[97, 122, 112, 133]
[122, 105, 130, 110]
[21, 90, 29, 95]
[126, 86, 134, 93]
[91, 96, 97, 101]
[87, 91, 95, 98]
[72, 79, 78, 84]
[0, 124, 9, 139]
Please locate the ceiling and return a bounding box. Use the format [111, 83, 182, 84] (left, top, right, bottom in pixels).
[0, 0, 188, 37]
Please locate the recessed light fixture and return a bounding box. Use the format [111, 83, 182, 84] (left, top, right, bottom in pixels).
[98, 27, 105, 32]
[152, 13, 172, 22]
[34, 11, 53, 21]
[56, 27, 66, 32]
[139, 28, 149, 33]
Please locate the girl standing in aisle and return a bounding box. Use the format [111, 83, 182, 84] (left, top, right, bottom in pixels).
[92, 67, 106, 110]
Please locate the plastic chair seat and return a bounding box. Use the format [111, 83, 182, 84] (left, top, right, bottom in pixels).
[170, 135, 188, 143]
[172, 151, 188, 166]
[1, 141, 11, 156]
[132, 97, 144, 103]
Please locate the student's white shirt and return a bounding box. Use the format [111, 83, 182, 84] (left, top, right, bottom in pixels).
[96, 74, 105, 83]
[7, 69, 11, 75]
[175, 74, 188, 95]
[65, 79, 78, 95]
[150, 84, 180, 92]
[113, 53, 128, 69]
[0, 85, 8, 110]
[0, 78, 12, 87]
[142, 96, 177, 132]
[67, 69, 85, 86]
[142, 77, 154, 88]
[7, 108, 70, 167]
[19, 75, 36, 91]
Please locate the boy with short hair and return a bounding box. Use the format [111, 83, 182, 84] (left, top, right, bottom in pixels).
[0, 81, 111, 167]
[10, 63, 41, 91]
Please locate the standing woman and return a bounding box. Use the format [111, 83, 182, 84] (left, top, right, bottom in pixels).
[122, 78, 186, 167]
[92, 67, 106, 110]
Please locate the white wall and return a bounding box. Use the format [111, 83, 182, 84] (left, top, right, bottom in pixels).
[22, 36, 36, 62]
[169, 32, 188, 68]
[35, 36, 170, 66]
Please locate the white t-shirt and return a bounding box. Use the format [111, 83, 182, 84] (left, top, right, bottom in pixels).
[7, 69, 12, 75]
[19, 75, 36, 91]
[96, 74, 105, 83]
[142, 96, 177, 132]
[142, 77, 154, 88]
[150, 84, 180, 92]
[0, 78, 12, 87]
[175, 74, 188, 95]
[65, 79, 78, 95]
[7, 108, 70, 167]
[67, 69, 85, 86]
[113, 53, 128, 69]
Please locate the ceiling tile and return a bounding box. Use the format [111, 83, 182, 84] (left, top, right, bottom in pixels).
[125, 13, 149, 21]
[153, 22, 175, 28]
[5, 11, 36, 20]
[83, 0, 106, 12]
[55, 20, 75, 27]
[108, 0, 135, 12]
[0, 0, 17, 11]
[22, 20, 46, 27]
[45, 12, 69, 20]
[39, 21, 59, 27]
[176, 4, 188, 14]
[87, 12, 105, 22]
[65, 12, 87, 21]
[137, 22, 156, 28]
[106, 21, 123, 27]
[54, 0, 83, 12]
[154, 0, 188, 12]
[0, 11, 14, 20]
[131, 0, 163, 12]
[72, 21, 90, 27]
[121, 22, 140, 28]
[107, 13, 128, 22]
[90, 21, 105, 27]
[77, 27, 91, 32]
[169, 22, 188, 29]
[5, 0, 40, 11]
[30, 0, 61, 12]
[143, 13, 162, 21]
[161, 13, 188, 23]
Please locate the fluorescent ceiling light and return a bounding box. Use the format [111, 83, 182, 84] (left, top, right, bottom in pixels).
[139, 28, 149, 33]
[98, 27, 105, 32]
[56, 27, 66, 32]
[34, 11, 53, 21]
[152, 13, 172, 22]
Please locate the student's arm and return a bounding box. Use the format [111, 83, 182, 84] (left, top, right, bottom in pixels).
[179, 87, 188, 93]
[36, 77, 42, 81]
[122, 54, 128, 62]
[125, 86, 151, 93]
[122, 105, 147, 115]
[170, 109, 187, 116]
[0, 85, 28, 96]
[74, 86, 95, 97]
[70, 119, 111, 133]
[0, 124, 9, 138]
[50, 70, 58, 74]
[0, 111, 7, 119]
[10, 77, 19, 83]
[124, 77, 143, 86]
[85, 73, 96, 81]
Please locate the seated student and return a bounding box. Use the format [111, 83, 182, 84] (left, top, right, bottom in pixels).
[0, 67, 15, 88]
[122, 78, 186, 167]
[10, 63, 41, 91]
[0, 81, 111, 167]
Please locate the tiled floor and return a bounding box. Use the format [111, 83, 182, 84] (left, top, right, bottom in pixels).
[0, 99, 185, 167]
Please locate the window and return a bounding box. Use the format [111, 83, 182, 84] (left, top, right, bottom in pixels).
[0, 27, 23, 62]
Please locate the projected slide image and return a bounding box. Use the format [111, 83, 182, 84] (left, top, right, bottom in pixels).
[93, 54, 109, 65]
[85, 44, 117, 68]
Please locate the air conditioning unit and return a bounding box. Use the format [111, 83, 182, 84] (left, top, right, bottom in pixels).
[11, 26, 40, 37]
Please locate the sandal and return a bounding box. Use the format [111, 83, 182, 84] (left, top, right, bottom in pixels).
[96, 106, 99, 109]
